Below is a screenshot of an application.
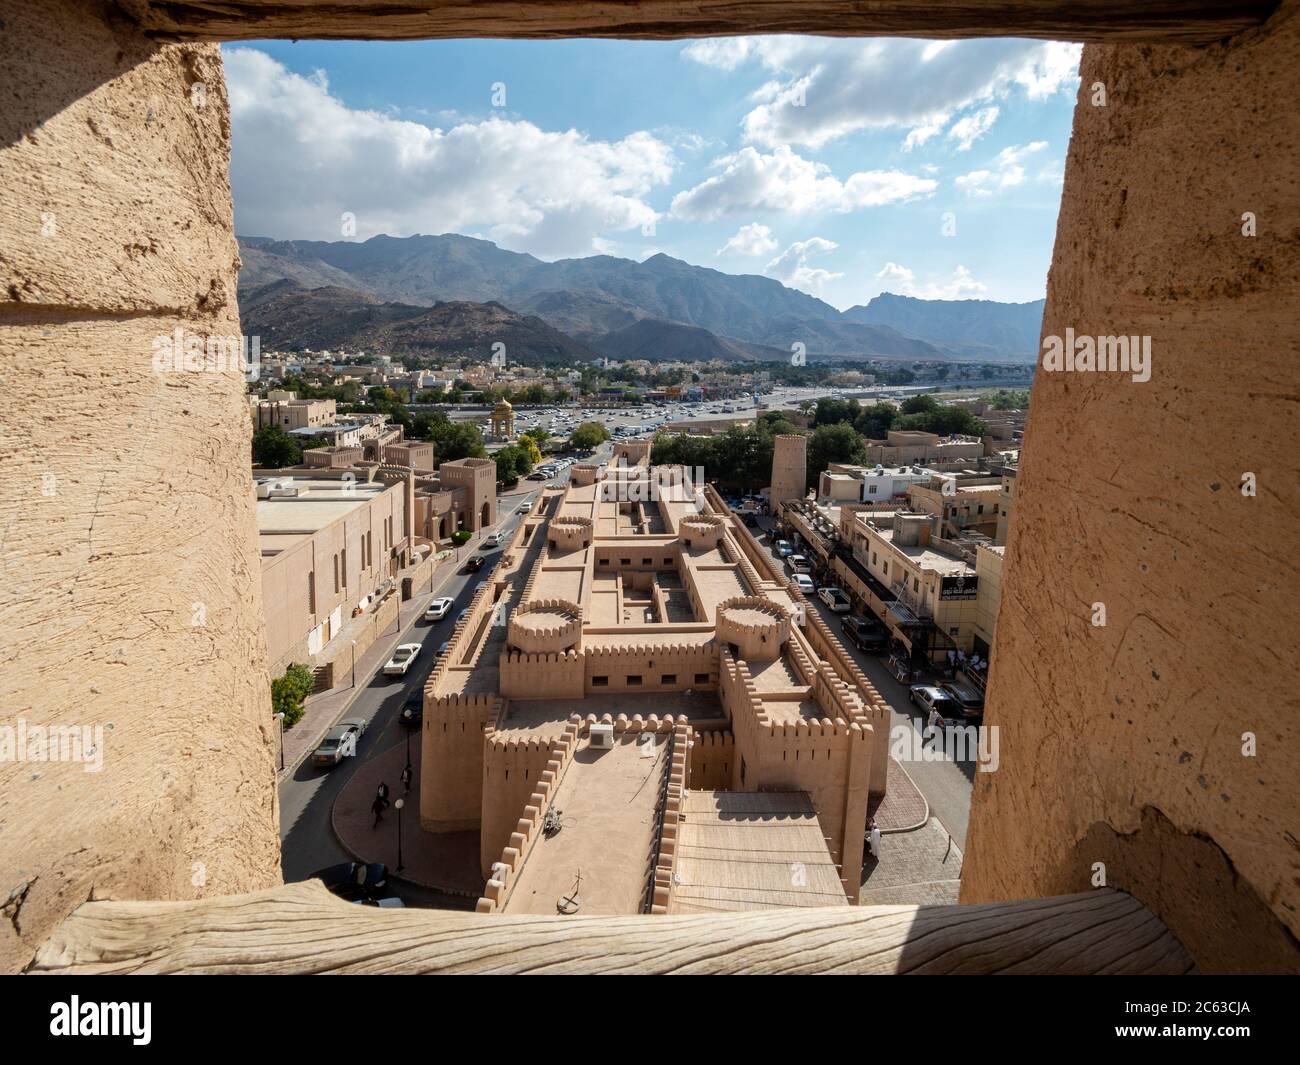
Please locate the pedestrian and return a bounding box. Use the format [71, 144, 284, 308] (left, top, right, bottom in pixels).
[868, 818, 882, 860]
[400, 764, 413, 793]
[371, 794, 386, 828]
[376, 782, 389, 804]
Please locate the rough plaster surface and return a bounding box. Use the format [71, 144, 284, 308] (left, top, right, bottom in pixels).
[0, 1, 280, 974]
[961, 3, 1300, 973]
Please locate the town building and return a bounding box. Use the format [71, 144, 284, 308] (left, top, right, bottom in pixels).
[818, 463, 934, 504]
[420, 447, 889, 916]
[252, 391, 337, 431]
[256, 470, 410, 680]
[861, 430, 985, 466]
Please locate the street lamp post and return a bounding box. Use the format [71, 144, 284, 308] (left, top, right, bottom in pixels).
[350, 640, 358, 689]
[274, 711, 285, 771]
[394, 798, 405, 873]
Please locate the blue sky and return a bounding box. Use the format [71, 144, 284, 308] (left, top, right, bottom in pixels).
[224, 37, 1080, 310]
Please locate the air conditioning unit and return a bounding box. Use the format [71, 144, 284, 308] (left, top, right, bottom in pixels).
[589, 723, 614, 749]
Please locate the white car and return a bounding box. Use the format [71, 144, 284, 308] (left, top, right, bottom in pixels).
[519, 501, 532, 513]
[424, 597, 454, 622]
[484, 532, 503, 548]
[793, 573, 815, 594]
[382, 643, 422, 677]
[819, 586, 852, 613]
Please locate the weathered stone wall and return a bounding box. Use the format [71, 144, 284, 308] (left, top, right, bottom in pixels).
[962, 2, 1300, 972]
[0, 0, 281, 973]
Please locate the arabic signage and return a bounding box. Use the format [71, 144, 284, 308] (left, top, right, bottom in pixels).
[940, 574, 978, 600]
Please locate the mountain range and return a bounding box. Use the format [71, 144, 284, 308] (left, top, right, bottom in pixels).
[237, 233, 1043, 365]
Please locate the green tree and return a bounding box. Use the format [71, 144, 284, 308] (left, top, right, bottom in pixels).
[432, 422, 487, 463]
[493, 443, 533, 483]
[853, 402, 897, 440]
[252, 425, 302, 468]
[569, 421, 611, 450]
[271, 662, 314, 730]
[806, 423, 869, 490]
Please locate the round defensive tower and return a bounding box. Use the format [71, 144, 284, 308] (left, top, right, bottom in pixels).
[507, 598, 583, 654]
[716, 596, 791, 661]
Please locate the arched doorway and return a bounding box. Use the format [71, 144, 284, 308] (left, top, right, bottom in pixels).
[481, 502, 491, 527]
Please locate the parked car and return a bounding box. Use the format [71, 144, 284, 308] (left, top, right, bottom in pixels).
[382, 643, 422, 677]
[818, 586, 852, 613]
[399, 694, 422, 729]
[841, 614, 889, 652]
[774, 539, 795, 558]
[312, 719, 366, 767]
[312, 861, 388, 901]
[909, 685, 963, 727]
[793, 573, 816, 594]
[742, 513, 759, 528]
[424, 596, 454, 622]
[787, 554, 813, 574]
[527, 471, 548, 480]
[484, 531, 503, 548]
[941, 680, 985, 721]
[519, 501, 532, 512]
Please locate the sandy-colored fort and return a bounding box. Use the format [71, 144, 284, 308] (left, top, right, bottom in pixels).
[0, 0, 1296, 974]
[420, 440, 888, 913]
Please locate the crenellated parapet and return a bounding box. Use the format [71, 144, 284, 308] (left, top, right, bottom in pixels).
[548, 514, 593, 552]
[650, 721, 692, 914]
[716, 596, 791, 661]
[477, 717, 582, 913]
[679, 512, 725, 550]
[507, 598, 582, 654]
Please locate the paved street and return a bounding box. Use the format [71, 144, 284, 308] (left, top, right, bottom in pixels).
[750, 517, 974, 847]
[276, 442, 613, 906]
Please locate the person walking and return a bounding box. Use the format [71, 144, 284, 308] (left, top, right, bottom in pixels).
[400, 764, 413, 794]
[371, 794, 387, 828]
[868, 817, 882, 860]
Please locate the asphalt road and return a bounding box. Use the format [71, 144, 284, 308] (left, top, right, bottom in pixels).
[279, 439, 970, 911]
[276, 444, 614, 906]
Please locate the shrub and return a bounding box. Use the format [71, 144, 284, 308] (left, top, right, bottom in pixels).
[451, 529, 472, 545]
[272, 662, 315, 730]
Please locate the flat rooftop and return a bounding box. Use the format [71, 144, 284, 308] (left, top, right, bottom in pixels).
[502, 734, 669, 916]
[668, 791, 848, 914]
[256, 478, 386, 538]
[876, 527, 973, 576]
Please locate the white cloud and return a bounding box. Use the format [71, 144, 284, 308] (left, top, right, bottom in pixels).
[954, 141, 1049, 197]
[683, 36, 1080, 151]
[671, 146, 936, 220]
[225, 48, 677, 258]
[874, 262, 988, 299]
[903, 120, 946, 152]
[717, 222, 779, 257]
[680, 38, 755, 72]
[766, 238, 843, 296]
[947, 106, 999, 151]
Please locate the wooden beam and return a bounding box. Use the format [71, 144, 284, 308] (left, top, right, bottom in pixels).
[30, 880, 1194, 974]
[126, 1, 1278, 45]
